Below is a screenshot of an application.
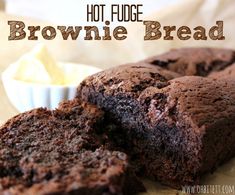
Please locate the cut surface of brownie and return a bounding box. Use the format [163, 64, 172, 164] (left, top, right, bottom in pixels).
[142, 47, 235, 76]
[0, 99, 144, 195]
[77, 64, 235, 188]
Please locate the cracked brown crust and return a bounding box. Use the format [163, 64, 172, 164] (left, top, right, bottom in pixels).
[0, 99, 145, 195]
[209, 63, 235, 79]
[142, 47, 235, 76]
[77, 64, 235, 188]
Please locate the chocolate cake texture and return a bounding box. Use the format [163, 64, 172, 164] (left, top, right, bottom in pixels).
[142, 47, 235, 76]
[0, 99, 144, 195]
[1, 47, 235, 194]
[77, 63, 235, 188]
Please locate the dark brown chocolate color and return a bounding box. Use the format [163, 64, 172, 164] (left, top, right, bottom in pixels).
[143, 47, 235, 76]
[77, 64, 235, 188]
[2, 47, 235, 193]
[0, 99, 144, 195]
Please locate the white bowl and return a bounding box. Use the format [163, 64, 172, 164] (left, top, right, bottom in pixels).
[1, 62, 101, 112]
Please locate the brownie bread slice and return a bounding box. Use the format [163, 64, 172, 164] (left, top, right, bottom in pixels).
[77, 65, 235, 188]
[0, 99, 144, 195]
[142, 47, 235, 76]
[209, 63, 235, 79]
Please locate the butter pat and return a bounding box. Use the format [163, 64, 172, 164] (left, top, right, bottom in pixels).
[11, 44, 65, 85]
[4, 44, 101, 86]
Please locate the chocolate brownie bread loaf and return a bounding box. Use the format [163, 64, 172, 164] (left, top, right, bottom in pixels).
[0, 99, 144, 195]
[142, 47, 235, 76]
[209, 63, 235, 79]
[77, 64, 235, 188]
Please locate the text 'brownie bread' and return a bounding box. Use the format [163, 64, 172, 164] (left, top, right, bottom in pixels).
[0, 99, 144, 195]
[77, 64, 235, 188]
[142, 47, 235, 76]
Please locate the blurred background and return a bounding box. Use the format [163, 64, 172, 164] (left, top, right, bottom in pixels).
[0, 0, 235, 121]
